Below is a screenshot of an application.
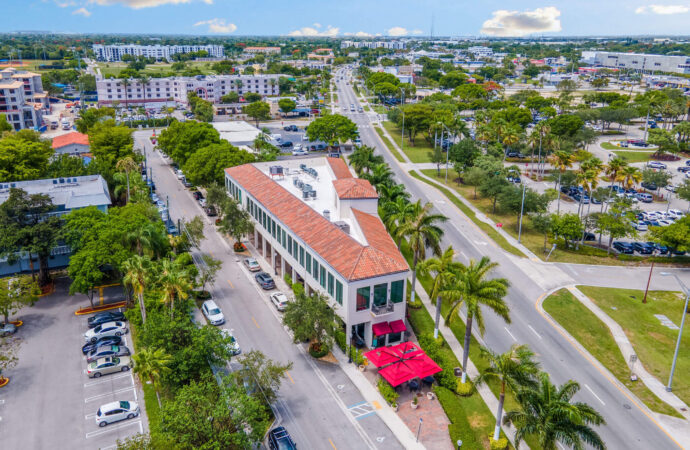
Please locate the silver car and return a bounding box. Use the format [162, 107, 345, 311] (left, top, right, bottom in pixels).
[87, 356, 132, 378]
[96, 400, 140, 427]
[86, 345, 131, 363]
[84, 321, 128, 343]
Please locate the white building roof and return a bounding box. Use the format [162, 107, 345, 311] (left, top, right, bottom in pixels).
[0, 175, 111, 210]
[212, 121, 261, 145]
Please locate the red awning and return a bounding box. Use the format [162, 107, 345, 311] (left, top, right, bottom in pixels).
[389, 320, 407, 333]
[372, 322, 392, 336]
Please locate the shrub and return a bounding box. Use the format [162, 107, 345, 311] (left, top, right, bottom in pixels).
[291, 282, 304, 297]
[436, 367, 459, 391]
[352, 348, 365, 366]
[407, 299, 423, 309]
[283, 273, 292, 286]
[456, 379, 474, 396]
[334, 329, 346, 352]
[490, 437, 509, 450]
[308, 342, 329, 358]
[377, 377, 399, 406]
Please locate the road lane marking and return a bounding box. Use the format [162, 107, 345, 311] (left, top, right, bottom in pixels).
[527, 325, 542, 339]
[85, 419, 141, 438]
[84, 386, 134, 403]
[251, 316, 260, 328]
[504, 327, 517, 342]
[227, 279, 234, 289]
[286, 371, 295, 384]
[585, 384, 606, 406]
[329, 438, 337, 450]
[84, 372, 132, 387]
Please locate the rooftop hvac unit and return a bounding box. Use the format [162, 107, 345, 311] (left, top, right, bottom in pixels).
[302, 190, 310, 200]
[296, 180, 304, 189]
[299, 163, 307, 171]
[269, 166, 284, 175]
[334, 221, 350, 234]
[292, 177, 299, 186]
[309, 190, 317, 198]
[323, 209, 331, 221]
[302, 183, 312, 192]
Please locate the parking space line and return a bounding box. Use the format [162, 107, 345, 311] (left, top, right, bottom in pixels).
[85, 419, 141, 439]
[84, 386, 134, 403]
[84, 372, 132, 387]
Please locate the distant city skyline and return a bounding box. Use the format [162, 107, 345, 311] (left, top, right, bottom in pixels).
[5, 1, 690, 37]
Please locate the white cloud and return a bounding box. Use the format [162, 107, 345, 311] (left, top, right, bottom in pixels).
[412, 29, 424, 35]
[54, 1, 77, 7]
[88, 0, 212, 9]
[313, 22, 322, 28]
[387, 26, 409, 36]
[480, 7, 562, 37]
[193, 18, 237, 33]
[72, 6, 91, 15]
[635, 4, 690, 14]
[287, 25, 339, 37]
[344, 31, 372, 37]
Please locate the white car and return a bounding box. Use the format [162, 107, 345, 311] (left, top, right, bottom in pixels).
[84, 322, 128, 343]
[220, 329, 241, 356]
[201, 300, 225, 326]
[269, 292, 290, 311]
[647, 161, 667, 170]
[658, 219, 674, 227]
[632, 222, 648, 231]
[668, 209, 684, 219]
[292, 149, 308, 156]
[176, 169, 185, 179]
[96, 401, 140, 427]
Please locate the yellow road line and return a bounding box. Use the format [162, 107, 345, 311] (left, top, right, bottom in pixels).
[227, 279, 234, 289]
[251, 316, 260, 328]
[535, 290, 683, 449]
[328, 438, 337, 450]
[286, 371, 295, 384]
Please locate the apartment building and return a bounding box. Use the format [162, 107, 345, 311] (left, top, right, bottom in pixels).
[225, 157, 410, 348]
[340, 40, 407, 50]
[581, 51, 690, 74]
[0, 68, 47, 130]
[244, 47, 282, 55]
[92, 44, 224, 62]
[96, 74, 282, 107]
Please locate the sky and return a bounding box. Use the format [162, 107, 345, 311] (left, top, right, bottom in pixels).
[4, 1, 690, 37]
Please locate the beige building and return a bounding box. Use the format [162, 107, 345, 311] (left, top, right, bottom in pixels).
[0, 68, 47, 130]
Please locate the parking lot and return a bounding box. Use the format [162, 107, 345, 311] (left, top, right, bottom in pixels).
[0, 278, 146, 449]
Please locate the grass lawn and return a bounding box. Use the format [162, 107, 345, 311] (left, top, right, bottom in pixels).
[382, 121, 434, 163]
[374, 126, 405, 162]
[600, 141, 621, 150]
[612, 150, 655, 163]
[578, 286, 690, 409]
[543, 288, 682, 417]
[372, 105, 388, 114]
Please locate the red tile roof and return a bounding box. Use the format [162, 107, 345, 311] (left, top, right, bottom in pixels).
[326, 157, 353, 179]
[52, 132, 89, 149]
[225, 164, 408, 281]
[333, 178, 378, 200]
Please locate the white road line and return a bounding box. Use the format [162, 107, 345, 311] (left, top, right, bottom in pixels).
[85, 412, 97, 419]
[84, 372, 132, 387]
[84, 386, 134, 403]
[527, 325, 542, 339]
[585, 384, 606, 406]
[504, 327, 517, 342]
[85, 419, 141, 439]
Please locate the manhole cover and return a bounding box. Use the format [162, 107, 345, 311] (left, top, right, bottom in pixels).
[624, 404, 632, 410]
[376, 437, 386, 443]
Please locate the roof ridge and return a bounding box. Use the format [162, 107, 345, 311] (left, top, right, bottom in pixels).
[347, 247, 366, 279]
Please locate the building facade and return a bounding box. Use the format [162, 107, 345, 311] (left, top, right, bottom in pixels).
[243, 47, 281, 55]
[340, 40, 407, 50]
[0, 68, 47, 130]
[225, 157, 410, 348]
[92, 44, 224, 62]
[96, 74, 282, 107]
[581, 51, 690, 74]
[52, 131, 90, 156]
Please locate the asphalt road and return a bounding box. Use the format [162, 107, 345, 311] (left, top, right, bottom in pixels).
[335, 67, 688, 449]
[134, 131, 404, 450]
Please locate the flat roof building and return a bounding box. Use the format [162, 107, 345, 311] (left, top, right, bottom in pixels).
[581, 51, 690, 74]
[225, 157, 410, 348]
[93, 44, 224, 62]
[212, 121, 262, 148]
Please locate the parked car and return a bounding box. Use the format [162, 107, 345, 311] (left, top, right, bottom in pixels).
[645, 219, 662, 227]
[192, 191, 204, 201]
[269, 292, 290, 311]
[632, 242, 654, 254]
[201, 300, 225, 326]
[220, 328, 241, 356]
[677, 166, 690, 173]
[96, 400, 140, 427]
[612, 241, 634, 254]
[176, 169, 185, 179]
[650, 242, 669, 255]
[86, 345, 131, 363]
[636, 193, 653, 203]
[243, 258, 261, 272]
[87, 311, 126, 329]
[82, 336, 122, 354]
[84, 322, 128, 343]
[583, 232, 596, 241]
[647, 161, 667, 170]
[283, 125, 298, 132]
[280, 141, 294, 148]
[658, 219, 674, 227]
[632, 222, 649, 232]
[0, 322, 17, 337]
[87, 356, 132, 378]
[668, 209, 684, 219]
[268, 427, 297, 450]
[641, 181, 658, 191]
[204, 206, 217, 217]
[255, 272, 276, 290]
[292, 149, 308, 156]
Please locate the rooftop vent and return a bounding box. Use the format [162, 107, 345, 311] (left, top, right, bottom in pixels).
[269, 165, 283, 175]
[323, 209, 331, 221]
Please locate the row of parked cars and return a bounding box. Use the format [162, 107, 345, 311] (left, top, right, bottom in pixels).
[80, 311, 141, 428]
[612, 241, 686, 256]
[561, 184, 658, 204]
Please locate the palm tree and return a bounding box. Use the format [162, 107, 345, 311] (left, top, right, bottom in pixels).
[504, 372, 606, 450]
[383, 197, 415, 248]
[115, 156, 138, 203]
[122, 255, 150, 324]
[133, 347, 173, 408]
[417, 247, 465, 339]
[362, 163, 394, 190]
[502, 125, 522, 160]
[377, 183, 410, 204]
[476, 344, 540, 441]
[620, 165, 642, 190]
[395, 201, 448, 305]
[548, 151, 574, 213]
[604, 157, 627, 207]
[348, 145, 383, 175]
[158, 259, 192, 318]
[446, 256, 510, 384]
[125, 223, 166, 258]
[121, 77, 130, 108]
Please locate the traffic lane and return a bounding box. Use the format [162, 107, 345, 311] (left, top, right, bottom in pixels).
[554, 264, 690, 291]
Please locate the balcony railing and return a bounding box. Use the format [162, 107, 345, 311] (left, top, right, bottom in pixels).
[371, 302, 395, 316]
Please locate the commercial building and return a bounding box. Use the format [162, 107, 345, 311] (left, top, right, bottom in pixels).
[340, 40, 406, 50]
[243, 47, 281, 55]
[225, 158, 410, 348]
[52, 131, 90, 156]
[581, 51, 690, 74]
[212, 121, 262, 148]
[92, 44, 224, 62]
[0, 68, 47, 130]
[96, 74, 282, 107]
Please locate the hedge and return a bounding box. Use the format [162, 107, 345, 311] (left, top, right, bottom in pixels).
[377, 377, 399, 406]
[436, 386, 481, 449]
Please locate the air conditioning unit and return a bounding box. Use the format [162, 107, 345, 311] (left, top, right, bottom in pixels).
[323, 209, 331, 221]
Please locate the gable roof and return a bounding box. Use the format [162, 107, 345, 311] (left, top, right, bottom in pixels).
[350, 208, 408, 280]
[225, 164, 408, 281]
[332, 178, 378, 200]
[326, 157, 353, 179]
[52, 132, 89, 149]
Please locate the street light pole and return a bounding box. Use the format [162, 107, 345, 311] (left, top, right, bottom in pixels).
[660, 272, 690, 392]
[518, 180, 526, 243]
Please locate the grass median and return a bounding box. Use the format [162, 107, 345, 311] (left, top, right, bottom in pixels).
[374, 126, 406, 162]
[612, 150, 655, 163]
[543, 288, 682, 417]
[382, 121, 433, 163]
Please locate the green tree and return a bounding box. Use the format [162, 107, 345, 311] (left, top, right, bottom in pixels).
[382, 197, 415, 247]
[676, 179, 690, 207]
[650, 215, 690, 254]
[183, 142, 256, 186]
[244, 92, 262, 103]
[235, 350, 293, 404]
[88, 122, 135, 171]
[157, 121, 221, 165]
[0, 115, 12, 133]
[197, 254, 221, 294]
[158, 259, 192, 317]
[551, 213, 583, 249]
[283, 290, 337, 354]
[221, 91, 240, 104]
[0, 276, 39, 325]
[446, 257, 510, 384]
[479, 176, 509, 213]
[504, 372, 606, 450]
[243, 101, 271, 128]
[497, 185, 550, 230]
[398, 104, 432, 145]
[115, 156, 138, 203]
[278, 98, 297, 114]
[122, 255, 150, 323]
[348, 145, 383, 175]
[463, 167, 486, 199]
[529, 212, 553, 253]
[306, 114, 358, 149]
[361, 163, 393, 190]
[476, 344, 540, 442]
[75, 107, 115, 133]
[218, 197, 254, 245]
[133, 347, 172, 407]
[0, 132, 52, 182]
[192, 98, 214, 123]
[439, 71, 468, 89]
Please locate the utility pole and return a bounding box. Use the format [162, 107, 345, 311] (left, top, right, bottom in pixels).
[518, 181, 526, 243]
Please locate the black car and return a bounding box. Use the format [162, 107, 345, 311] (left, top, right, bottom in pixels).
[649, 242, 669, 255]
[612, 241, 634, 254]
[641, 181, 657, 191]
[678, 166, 690, 173]
[280, 141, 294, 148]
[192, 191, 204, 201]
[204, 206, 217, 217]
[88, 311, 126, 329]
[632, 242, 654, 254]
[268, 427, 296, 450]
[583, 232, 596, 241]
[283, 125, 298, 132]
[255, 272, 276, 290]
[82, 335, 123, 354]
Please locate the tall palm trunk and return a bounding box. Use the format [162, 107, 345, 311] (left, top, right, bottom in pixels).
[138, 290, 147, 323]
[409, 252, 419, 304]
[494, 381, 506, 441]
[433, 295, 442, 339]
[461, 314, 473, 383]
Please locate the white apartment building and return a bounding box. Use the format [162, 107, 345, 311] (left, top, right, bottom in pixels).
[225, 157, 410, 348]
[467, 46, 494, 58]
[96, 74, 282, 107]
[92, 44, 224, 62]
[243, 47, 281, 55]
[0, 68, 47, 130]
[581, 51, 690, 74]
[340, 41, 407, 50]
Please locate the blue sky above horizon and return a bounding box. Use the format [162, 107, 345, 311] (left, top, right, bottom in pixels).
[5, 1, 690, 37]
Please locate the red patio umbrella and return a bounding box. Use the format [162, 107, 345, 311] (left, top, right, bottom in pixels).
[364, 341, 423, 368]
[371, 343, 442, 387]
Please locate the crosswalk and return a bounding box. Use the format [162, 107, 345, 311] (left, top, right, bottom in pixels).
[347, 400, 377, 420]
